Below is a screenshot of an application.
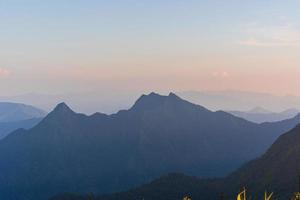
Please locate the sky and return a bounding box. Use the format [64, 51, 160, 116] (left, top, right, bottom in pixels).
[1, 0, 300, 96]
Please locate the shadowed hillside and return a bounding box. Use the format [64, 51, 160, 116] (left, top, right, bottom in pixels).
[51, 125, 300, 200]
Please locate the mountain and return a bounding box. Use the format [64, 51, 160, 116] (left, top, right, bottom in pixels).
[224, 123, 300, 199]
[177, 90, 300, 112]
[4, 90, 300, 115]
[0, 102, 46, 139]
[0, 118, 42, 139]
[229, 107, 300, 123]
[52, 125, 300, 200]
[49, 173, 214, 200]
[1, 93, 300, 200]
[248, 106, 272, 114]
[0, 91, 140, 114]
[0, 102, 46, 122]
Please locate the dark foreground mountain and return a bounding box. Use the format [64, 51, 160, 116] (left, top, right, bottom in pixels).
[0, 102, 46, 122]
[49, 173, 216, 200]
[1, 93, 300, 200]
[0, 118, 42, 139]
[51, 124, 300, 200]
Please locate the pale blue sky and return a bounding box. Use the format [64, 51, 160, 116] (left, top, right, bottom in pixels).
[0, 0, 300, 96]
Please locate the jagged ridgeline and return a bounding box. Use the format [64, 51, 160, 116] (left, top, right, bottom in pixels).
[1, 93, 300, 200]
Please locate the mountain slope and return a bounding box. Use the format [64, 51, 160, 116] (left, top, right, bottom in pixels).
[224, 124, 300, 199]
[0, 102, 46, 122]
[0, 118, 42, 139]
[1, 93, 300, 200]
[49, 173, 217, 200]
[53, 124, 300, 200]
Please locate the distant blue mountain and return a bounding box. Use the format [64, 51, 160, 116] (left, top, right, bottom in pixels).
[0, 118, 42, 139]
[0, 93, 300, 200]
[228, 107, 300, 123]
[0, 102, 46, 139]
[0, 102, 46, 122]
[177, 90, 300, 112]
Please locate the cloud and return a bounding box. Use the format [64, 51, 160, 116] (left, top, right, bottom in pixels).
[0, 68, 11, 77]
[238, 38, 297, 47]
[211, 71, 229, 78]
[238, 22, 300, 47]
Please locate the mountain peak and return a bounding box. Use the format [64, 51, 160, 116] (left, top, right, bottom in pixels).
[53, 102, 73, 113]
[36, 102, 76, 127]
[130, 92, 183, 111]
[45, 102, 76, 119]
[168, 92, 180, 99]
[248, 106, 272, 114]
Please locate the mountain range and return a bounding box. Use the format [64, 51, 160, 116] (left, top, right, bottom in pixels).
[177, 90, 300, 112]
[0, 102, 46, 139]
[4, 90, 300, 115]
[228, 107, 300, 123]
[0, 92, 140, 114]
[0, 102, 46, 122]
[0, 93, 300, 200]
[0, 118, 42, 140]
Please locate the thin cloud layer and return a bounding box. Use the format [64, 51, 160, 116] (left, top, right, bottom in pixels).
[0, 68, 10, 77]
[212, 71, 230, 78]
